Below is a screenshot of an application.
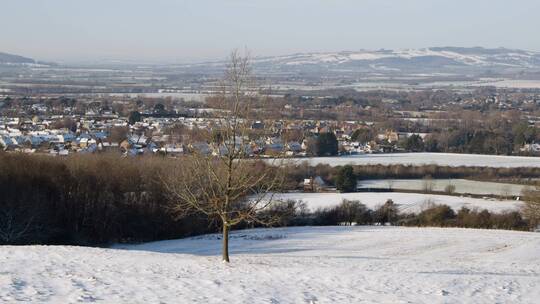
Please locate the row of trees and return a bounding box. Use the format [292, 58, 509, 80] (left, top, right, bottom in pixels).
[292, 163, 540, 194]
[396, 122, 539, 155]
[283, 163, 540, 192]
[272, 199, 535, 231]
[401, 205, 528, 230]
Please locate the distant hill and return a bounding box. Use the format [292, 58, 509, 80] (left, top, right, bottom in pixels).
[245, 47, 540, 75]
[0, 52, 35, 64]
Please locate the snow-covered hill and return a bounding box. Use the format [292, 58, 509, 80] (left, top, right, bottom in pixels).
[248, 47, 540, 74]
[256, 47, 539, 66]
[2, 226, 539, 303]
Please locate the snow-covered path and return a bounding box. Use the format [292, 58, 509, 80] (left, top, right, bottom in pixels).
[2, 227, 540, 303]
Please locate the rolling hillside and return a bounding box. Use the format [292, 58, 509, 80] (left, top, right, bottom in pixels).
[2, 226, 539, 303]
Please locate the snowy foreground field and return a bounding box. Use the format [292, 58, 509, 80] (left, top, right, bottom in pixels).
[292, 152, 540, 168]
[273, 192, 521, 213]
[2, 226, 540, 303]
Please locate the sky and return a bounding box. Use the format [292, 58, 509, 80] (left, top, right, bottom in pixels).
[2, 0, 540, 63]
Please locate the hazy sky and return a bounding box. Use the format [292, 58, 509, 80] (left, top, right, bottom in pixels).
[2, 0, 539, 63]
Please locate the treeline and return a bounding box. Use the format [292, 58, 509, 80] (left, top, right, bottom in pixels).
[389, 119, 539, 156]
[283, 163, 540, 190]
[411, 123, 538, 155]
[352, 164, 540, 181]
[276, 200, 530, 231]
[0, 153, 214, 245]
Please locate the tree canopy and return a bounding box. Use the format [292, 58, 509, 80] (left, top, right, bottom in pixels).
[335, 165, 357, 192]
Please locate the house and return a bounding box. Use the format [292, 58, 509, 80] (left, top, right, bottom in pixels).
[287, 141, 302, 152]
[55, 133, 76, 144]
[189, 142, 212, 155]
[128, 134, 149, 147]
[301, 139, 310, 151]
[213, 143, 253, 157]
[79, 137, 89, 148]
[520, 143, 540, 153]
[303, 176, 328, 192]
[80, 143, 98, 154]
[24, 135, 45, 148]
[251, 121, 264, 130]
[160, 144, 184, 155]
[0, 136, 15, 150]
[58, 149, 69, 156]
[384, 130, 399, 143]
[264, 142, 284, 156]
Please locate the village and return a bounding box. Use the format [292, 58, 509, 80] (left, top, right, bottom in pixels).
[0, 108, 432, 157]
[2, 91, 540, 157]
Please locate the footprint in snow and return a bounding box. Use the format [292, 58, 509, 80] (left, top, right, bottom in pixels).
[303, 292, 318, 303]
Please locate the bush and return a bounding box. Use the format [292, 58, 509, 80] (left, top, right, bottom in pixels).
[258, 200, 310, 227]
[373, 199, 399, 225]
[336, 199, 371, 225]
[455, 207, 528, 230]
[417, 204, 456, 227]
[444, 184, 456, 194]
[400, 205, 529, 231]
[491, 211, 528, 230]
[522, 187, 540, 229]
[403, 134, 424, 152]
[310, 200, 372, 226]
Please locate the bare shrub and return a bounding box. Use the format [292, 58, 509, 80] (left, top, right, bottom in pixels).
[522, 187, 540, 229]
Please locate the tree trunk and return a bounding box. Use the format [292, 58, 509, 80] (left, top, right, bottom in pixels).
[222, 224, 230, 263]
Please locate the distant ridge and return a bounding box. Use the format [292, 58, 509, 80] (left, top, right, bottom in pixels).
[0, 52, 35, 64]
[173, 47, 540, 76]
[247, 47, 540, 72]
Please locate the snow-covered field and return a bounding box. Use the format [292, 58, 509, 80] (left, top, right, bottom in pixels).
[470, 79, 540, 89]
[358, 179, 528, 197]
[273, 192, 521, 213]
[1, 226, 539, 303]
[291, 153, 540, 168]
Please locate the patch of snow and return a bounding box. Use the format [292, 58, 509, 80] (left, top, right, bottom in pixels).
[470, 79, 540, 89]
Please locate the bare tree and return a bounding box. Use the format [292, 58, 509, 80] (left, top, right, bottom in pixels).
[422, 175, 434, 193]
[0, 204, 39, 244]
[444, 182, 456, 195]
[165, 50, 285, 262]
[500, 185, 511, 200]
[386, 180, 395, 191]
